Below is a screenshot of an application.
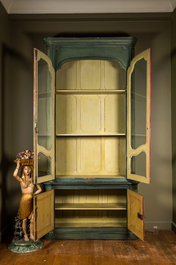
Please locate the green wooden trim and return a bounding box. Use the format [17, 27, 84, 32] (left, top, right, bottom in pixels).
[44, 37, 137, 70]
[44, 178, 138, 190]
[43, 227, 138, 240]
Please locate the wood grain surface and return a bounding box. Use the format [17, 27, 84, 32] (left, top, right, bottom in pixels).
[1, 230, 176, 265]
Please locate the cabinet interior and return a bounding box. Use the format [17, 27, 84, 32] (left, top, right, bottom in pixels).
[55, 59, 127, 228]
[55, 189, 127, 228]
[56, 59, 126, 179]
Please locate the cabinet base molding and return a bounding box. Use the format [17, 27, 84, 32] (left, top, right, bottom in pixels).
[43, 227, 138, 240]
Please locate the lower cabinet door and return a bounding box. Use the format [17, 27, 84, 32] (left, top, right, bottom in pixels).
[127, 189, 145, 241]
[34, 189, 54, 241]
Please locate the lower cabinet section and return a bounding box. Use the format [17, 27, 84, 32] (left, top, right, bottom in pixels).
[42, 179, 143, 240]
[54, 189, 127, 228]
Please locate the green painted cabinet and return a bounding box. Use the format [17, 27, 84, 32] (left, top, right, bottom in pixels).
[33, 37, 151, 241]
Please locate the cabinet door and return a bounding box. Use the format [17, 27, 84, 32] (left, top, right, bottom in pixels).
[127, 189, 144, 241]
[34, 190, 54, 241]
[127, 49, 151, 184]
[33, 48, 55, 184]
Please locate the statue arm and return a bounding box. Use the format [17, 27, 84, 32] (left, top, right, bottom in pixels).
[13, 159, 21, 182]
[34, 184, 42, 195]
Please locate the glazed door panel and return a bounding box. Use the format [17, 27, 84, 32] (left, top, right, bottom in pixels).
[127, 49, 151, 184]
[33, 48, 55, 184]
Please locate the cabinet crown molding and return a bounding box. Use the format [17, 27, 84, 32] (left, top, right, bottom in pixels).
[1, 0, 176, 14]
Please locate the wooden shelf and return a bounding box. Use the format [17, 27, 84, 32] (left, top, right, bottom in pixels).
[56, 133, 126, 137]
[55, 218, 126, 228]
[55, 175, 126, 179]
[55, 203, 126, 210]
[56, 89, 126, 94]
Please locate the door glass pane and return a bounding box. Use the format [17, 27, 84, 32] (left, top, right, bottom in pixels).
[38, 58, 52, 150]
[38, 153, 52, 177]
[131, 152, 146, 177]
[131, 58, 147, 149]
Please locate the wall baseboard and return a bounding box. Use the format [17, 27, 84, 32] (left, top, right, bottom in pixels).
[145, 221, 172, 230]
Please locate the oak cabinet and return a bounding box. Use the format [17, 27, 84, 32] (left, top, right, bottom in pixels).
[33, 37, 151, 241]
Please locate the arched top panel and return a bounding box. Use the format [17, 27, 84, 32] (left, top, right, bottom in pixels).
[56, 59, 126, 91]
[55, 57, 126, 71]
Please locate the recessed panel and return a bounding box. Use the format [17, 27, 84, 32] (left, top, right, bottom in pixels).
[105, 137, 120, 173]
[105, 94, 126, 133]
[34, 190, 54, 241]
[80, 137, 101, 173]
[105, 60, 126, 90]
[127, 189, 144, 241]
[80, 95, 101, 132]
[80, 60, 101, 90]
[56, 95, 77, 134]
[56, 137, 77, 174]
[56, 61, 77, 90]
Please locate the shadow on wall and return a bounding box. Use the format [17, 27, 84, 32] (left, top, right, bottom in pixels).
[0, 43, 31, 241]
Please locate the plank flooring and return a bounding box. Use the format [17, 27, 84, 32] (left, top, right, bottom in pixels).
[0, 230, 176, 265]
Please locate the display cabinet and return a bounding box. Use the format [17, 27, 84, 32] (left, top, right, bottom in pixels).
[33, 37, 151, 241]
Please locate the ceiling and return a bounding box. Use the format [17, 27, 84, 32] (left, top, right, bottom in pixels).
[1, 0, 176, 14]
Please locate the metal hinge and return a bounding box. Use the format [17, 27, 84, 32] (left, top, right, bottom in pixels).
[35, 122, 39, 134]
[35, 49, 38, 60]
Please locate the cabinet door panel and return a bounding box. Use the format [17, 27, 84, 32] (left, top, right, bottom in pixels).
[33, 48, 55, 184]
[127, 49, 151, 184]
[127, 189, 144, 241]
[34, 190, 54, 241]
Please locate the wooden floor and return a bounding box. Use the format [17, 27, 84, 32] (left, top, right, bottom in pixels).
[0, 230, 176, 265]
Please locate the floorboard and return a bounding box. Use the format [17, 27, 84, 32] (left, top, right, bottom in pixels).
[0, 230, 176, 265]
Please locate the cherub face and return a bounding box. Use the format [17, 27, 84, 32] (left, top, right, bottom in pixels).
[23, 166, 31, 175]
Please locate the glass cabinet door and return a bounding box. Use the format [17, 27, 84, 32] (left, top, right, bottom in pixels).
[127, 49, 151, 184]
[33, 48, 55, 184]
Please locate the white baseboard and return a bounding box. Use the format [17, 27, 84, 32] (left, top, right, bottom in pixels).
[145, 221, 172, 230]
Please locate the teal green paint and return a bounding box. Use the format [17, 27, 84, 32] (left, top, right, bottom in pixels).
[44, 37, 137, 70]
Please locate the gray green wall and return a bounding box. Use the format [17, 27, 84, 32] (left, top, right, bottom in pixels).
[0, 2, 174, 240]
[171, 9, 176, 233]
[0, 3, 13, 241]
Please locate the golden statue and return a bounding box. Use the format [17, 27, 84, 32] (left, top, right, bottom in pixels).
[13, 150, 42, 241]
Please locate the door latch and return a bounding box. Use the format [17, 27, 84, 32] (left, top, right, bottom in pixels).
[138, 212, 143, 220]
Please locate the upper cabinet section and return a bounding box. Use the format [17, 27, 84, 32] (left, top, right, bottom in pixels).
[56, 60, 126, 136]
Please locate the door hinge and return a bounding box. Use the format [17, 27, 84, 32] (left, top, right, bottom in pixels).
[35, 49, 38, 60]
[138, 212, 143, 220]
[35, 122, 39, 133]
